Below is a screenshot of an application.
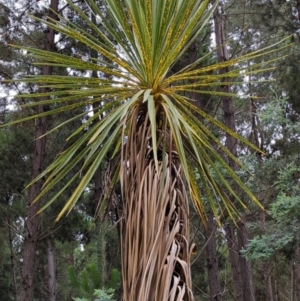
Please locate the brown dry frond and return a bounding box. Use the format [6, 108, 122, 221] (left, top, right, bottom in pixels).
[121, 104, 193, 301]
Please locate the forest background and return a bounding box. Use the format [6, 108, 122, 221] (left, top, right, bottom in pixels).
[1, 0, 300, 301]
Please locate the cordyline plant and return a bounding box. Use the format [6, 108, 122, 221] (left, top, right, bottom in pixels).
[4, 0, 290, 300]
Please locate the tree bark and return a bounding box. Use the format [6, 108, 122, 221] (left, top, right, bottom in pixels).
[20, 113, 46, 301]
[205, 213, 223, 301]
[263, 260, 274, 301]
[292, 260, 295, 301]
[47, 238, 56, 301]
[20, 1, 59, 301]
[295, 245, 300, 301]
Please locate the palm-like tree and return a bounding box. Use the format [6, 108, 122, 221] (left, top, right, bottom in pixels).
[7, 0, 289, 300]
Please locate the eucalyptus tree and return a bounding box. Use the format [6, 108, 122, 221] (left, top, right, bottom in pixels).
[4, 0, 290, 300]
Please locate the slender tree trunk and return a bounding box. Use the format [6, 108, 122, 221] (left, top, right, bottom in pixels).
[237, 218, 256, 301]
[47, 238, 56, 301]
[20, 1, 59, 300]
[295, 245, 300, 301]
[263, 260, 274, 301]
[213, 4, 255, 301]
[205, 213, 223, 301]
[187, 34, 223, 301]
[292, 260, 295, 301]
[224, 225, 243, 301]
[20, 113, 46, 301]
[214, 4, 241, 300]
[274, 277, 279, 301]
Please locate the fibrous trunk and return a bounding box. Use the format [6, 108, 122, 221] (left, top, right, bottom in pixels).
[121, 104, 193, 301]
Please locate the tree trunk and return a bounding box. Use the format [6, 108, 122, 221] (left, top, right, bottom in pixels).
[263, 260, 274, 301]
[292, 260, 295, 301]
[47, 238, 56, 301]
[295, 245, 300, 301]
[121, 106, 193, 301]
[214, 5, 242, 299]
[213, 4, 255, 301]
[205, 213, 223, 301]
[224, 225, 243, 301]
[188, 37, 222, 301]
[20, 121, 46, 301]
[237, 218, 256, 301]
[20, 1, 59, 301]
[274, 277, 279, 301]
